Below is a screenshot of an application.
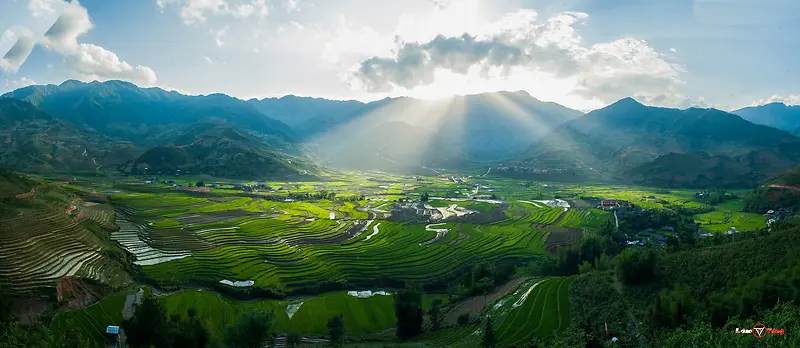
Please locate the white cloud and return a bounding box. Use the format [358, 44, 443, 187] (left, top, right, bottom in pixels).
[285, 0, 300, 13]
[0, 28, 36, 73]
[1, 30, 16, 45]
[213, 26, 228, 47]
[290, 21, 304, 30]
[432, 0, 450, 9]
[157, 0, 268, 25]
[41, 0, 93, 52]
[67, 43, 157, 85]
[351, 9, 688, 108]
[27, 0, 60, 18]
[3, 77, 37, 92]
[669, 47, 677, 53]
[749, 95, 800, 106]
[204, 56, 215, 65]
[320, 16, 394, 65]
[38, 0, 158, 85]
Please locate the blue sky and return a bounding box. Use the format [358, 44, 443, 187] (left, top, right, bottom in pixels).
[1, 0, 799, 111]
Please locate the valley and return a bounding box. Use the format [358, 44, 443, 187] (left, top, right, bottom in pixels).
[3, 164, 797, 347]
[0, 82, 799, 348]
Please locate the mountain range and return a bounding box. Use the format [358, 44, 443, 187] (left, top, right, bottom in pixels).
[733, 102, 800, 135]
[2, 80, 800, 187]
[516, 97, 800, 187]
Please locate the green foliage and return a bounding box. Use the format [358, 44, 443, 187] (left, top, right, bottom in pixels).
[196, 180, 205, 187]
[420, 192, 429, 202]
[577, 261, 594, 274]
[286, 332, 301, 348]
[457, 313, 471, 326]
[224, 309, 276, 348]
[327, 313, 345, 347]
[594, 253, 610, 271]
[613, 248, 657, 285]
[650, 283, 699, 329]
[169, 308, 210, 348]
[482, 317, 496, 348]
[395, 284, 424, 340]
[428, 298, 443, 331]
[122, 294, 172, 347]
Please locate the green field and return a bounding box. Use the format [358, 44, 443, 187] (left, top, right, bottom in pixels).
[694, 199, 767, 233]
[494, 277, 574, 345]
[51, 288, 448, 347]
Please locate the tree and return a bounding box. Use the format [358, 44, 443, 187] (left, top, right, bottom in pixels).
[578, 261, 594, 274]
[482, 317, 497, 348]
[286, 332, 302, 348]
[395, 283, 424, 340]
[579, 236, 603, 264]
[420, 192, 430, 202]
[195, 180, 205, 187]
[475, 277, 495, 309]
[224, 309, 275, 348]
[457, 313, 471, 326]
[594, 253, 610, 271]
[429, 298, 444, 331]
[613, 249, 657, 285]
[121, 294, 171, 348]
[327, 313, 345, 347]
[169, 307, 209, 348]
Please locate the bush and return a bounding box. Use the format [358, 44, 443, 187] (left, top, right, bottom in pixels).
[457, 313, 471, 326]
[613, 248, 657, 285]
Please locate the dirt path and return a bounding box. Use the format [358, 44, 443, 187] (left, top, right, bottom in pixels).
[15, 184, 39, 199]
[765, 184, 800, 194]
[442, 277, 530, 326]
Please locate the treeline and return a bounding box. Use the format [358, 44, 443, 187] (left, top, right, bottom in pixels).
[743, 187, 800, 213]
[565, 218, 800, 346]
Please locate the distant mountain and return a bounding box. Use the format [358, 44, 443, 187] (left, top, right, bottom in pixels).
[1, 80, 298, 151]
[0, 99, 138, 173]
[625, 151, 794, 189]
[247, 96, 366, 138]
[742, 164, 800, 213]
[517, 98, 800, 187]
[120, 123, 314, 179]
[301, 91, 583, 171]
[733, 102, 800, 133]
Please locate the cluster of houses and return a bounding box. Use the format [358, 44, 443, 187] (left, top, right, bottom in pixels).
[232, 183, 272, 192]
[627, 226, 673, 248]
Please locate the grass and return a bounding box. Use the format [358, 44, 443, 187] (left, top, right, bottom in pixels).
[694, 199, 767, 233]
[494, 277, 574, 345]
[50, 291, 130, 348]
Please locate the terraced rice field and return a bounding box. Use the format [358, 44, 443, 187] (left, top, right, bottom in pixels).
[161, 290, 445, 337]
[558, 209, 611, 229]
[694, 199, 767, 233]
[494, 277, 574, 346]
[110, 190, 550, 291]
[50, 291, 130, 347]
[0, 201, 129, 294]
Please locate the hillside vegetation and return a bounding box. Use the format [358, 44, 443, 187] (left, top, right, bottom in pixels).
[519, 98, 800, 187]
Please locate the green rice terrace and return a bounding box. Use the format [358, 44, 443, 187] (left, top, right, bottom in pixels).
[0, 170, 779, 347]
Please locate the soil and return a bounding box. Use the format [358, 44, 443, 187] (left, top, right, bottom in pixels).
[56, 276, 104, 309]
[441, 277, 530, 326]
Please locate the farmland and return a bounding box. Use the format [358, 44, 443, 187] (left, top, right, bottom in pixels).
[4, 170, 773, 347]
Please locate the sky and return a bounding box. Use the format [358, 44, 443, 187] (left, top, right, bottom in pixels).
[1, 0, 799, 111]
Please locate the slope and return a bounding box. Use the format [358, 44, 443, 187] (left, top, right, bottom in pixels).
[305, 91, 583, 171]
[0, 98, 138, 173]
[518, 98, 800, 186]
[733, 102, 800, 133]
[120, 123, 314, 179]
[0, 169, 131, 296]
[1, 80, 298, 151]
